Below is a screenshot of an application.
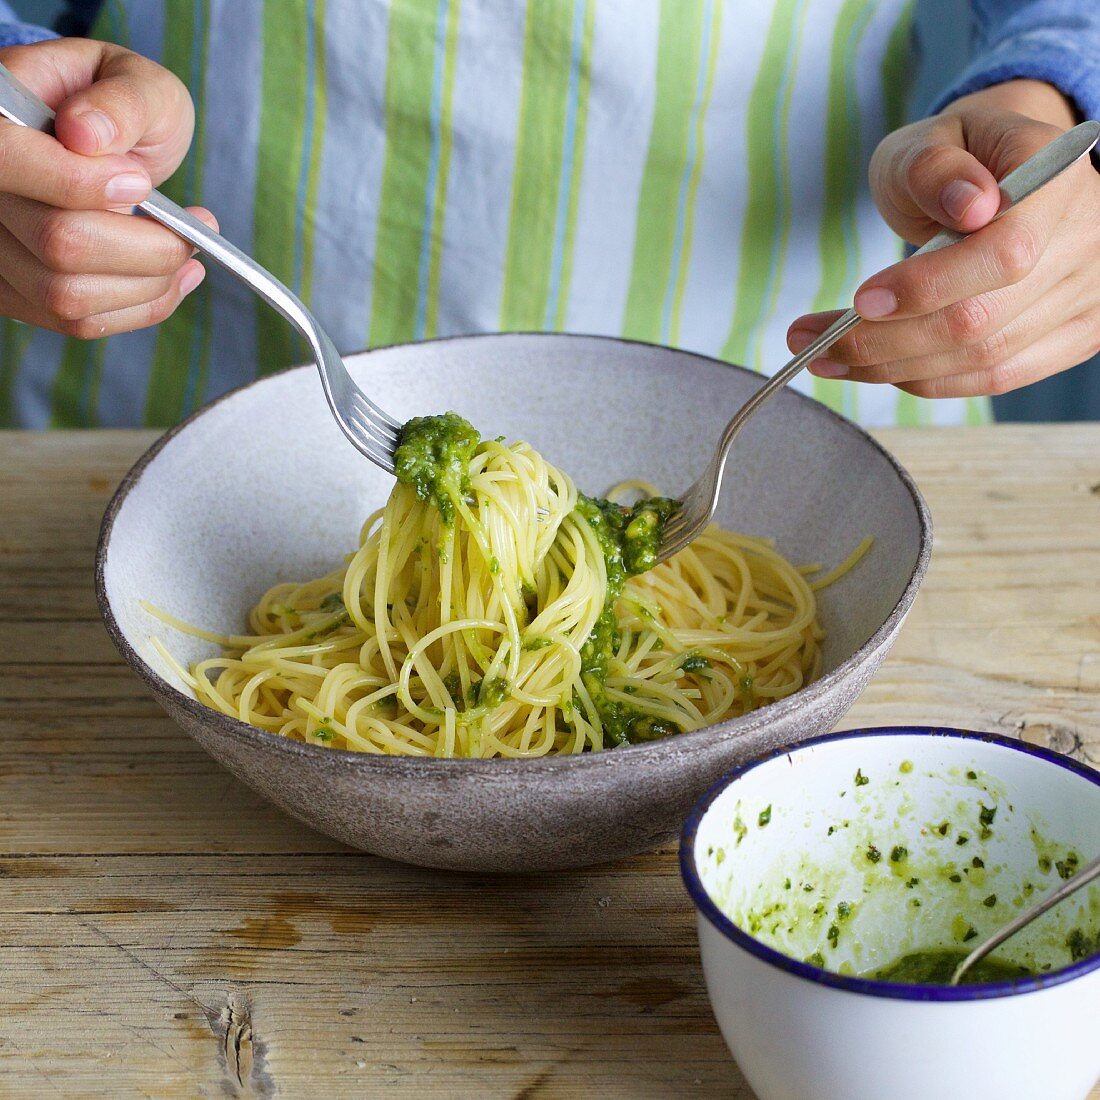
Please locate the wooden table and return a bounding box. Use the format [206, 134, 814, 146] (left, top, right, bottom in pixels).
[1, 426, 1098, 1099]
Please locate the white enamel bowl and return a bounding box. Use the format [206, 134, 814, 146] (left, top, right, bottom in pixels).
[97, 333, 930, 871]
[681, 727, 1100, 1100]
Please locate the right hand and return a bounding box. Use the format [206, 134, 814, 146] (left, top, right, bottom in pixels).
[0, 38, 217, 339]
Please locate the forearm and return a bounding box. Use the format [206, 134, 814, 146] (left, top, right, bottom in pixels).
[0, 2, 57, 48]
[944, 78, 1077, 129]
[929, 0, 1100, 123]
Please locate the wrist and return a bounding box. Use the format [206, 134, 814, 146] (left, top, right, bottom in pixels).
[942, 79, 1078, 131]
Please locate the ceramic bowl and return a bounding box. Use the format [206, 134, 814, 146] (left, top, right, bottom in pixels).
[97, 333, 930, 871]
[682, 727, 1100, 1100]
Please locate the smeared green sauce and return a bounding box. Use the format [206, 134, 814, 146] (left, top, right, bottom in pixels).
[1067, 927, 1100, 961]
[868, 948, 1031, 985]
[394, 413, 681, 746]
[705, 765, 1100, 985]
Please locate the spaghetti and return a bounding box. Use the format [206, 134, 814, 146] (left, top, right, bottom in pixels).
[148, 415, 870, 758]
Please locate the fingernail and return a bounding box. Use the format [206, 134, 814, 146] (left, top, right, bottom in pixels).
[940, 179, 983, 221]
[105, 171, 151, 204]
[179, 262, 205, 297]
[788, 329, 815, 353]
[809, 359, 848, 379]
[854, 287, 897, 319]
[76, 109, 117, 152]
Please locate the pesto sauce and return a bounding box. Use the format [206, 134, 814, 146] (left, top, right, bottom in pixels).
[394, 414, 683, 746]
[441, 673, 510, 713]
[574, 493, 680, 746]
[1067, 927, 1100, 961]
[868, 948, 1032, 985]
[393, 412, 480, 525]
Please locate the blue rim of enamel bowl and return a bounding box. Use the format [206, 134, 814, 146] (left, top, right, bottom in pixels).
[679, 726, 1100, 1002]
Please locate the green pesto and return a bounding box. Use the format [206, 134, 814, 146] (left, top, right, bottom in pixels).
[707, 767, 1099, 983]
[472, 676, 510, 709]
[869, 948, 1031, 985]
[441, 673, 510, 713]
[1067, 927, 1100, 961]
[573, 492, 681, 746]
[394, 412, 480, 525]
[304, 610, 350, 639]
[1056, 851, 1080, 881]
[394, 414, 683, 748]
[621, 496, 680, 574]
[680, 652, 712, 673]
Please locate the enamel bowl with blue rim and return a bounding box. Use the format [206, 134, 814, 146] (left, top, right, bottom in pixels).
[682, 726, 1100, 1100]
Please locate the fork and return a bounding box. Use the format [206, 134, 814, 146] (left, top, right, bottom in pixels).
[656, 119, 1100, 563]
[0, 62, 400, 472]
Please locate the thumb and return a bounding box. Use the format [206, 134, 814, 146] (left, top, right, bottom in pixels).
[870, 116, 1002, 244]
[51, 43, 194, 186]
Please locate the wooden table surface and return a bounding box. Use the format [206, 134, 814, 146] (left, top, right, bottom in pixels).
[1, 425, 1098, 1099]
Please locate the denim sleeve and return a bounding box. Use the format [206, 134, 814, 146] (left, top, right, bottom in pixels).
[0, 2, 59, 47]
[929, 0, 1100, 121]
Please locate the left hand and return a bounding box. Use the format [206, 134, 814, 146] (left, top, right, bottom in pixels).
[787, 81, 1100, 399]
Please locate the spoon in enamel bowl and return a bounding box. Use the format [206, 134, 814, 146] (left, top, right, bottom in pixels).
[950, 850, 1100, 985]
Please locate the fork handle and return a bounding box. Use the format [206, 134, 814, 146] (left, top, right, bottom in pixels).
[0, 61, 315, 339]
[715, 217, 975, 455]
[715, 120, 1100, 463]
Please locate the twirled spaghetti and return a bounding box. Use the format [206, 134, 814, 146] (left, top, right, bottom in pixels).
[148, 418, 869, 758]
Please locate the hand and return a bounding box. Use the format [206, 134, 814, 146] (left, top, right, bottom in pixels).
[787, 81, 1100, 398]
[0, 38, 216, 339]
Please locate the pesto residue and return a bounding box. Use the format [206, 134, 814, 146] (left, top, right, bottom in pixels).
[701, 764, 1100, 983]
[1067, 926, 1100, 961]
[868, 948, 1031, 985]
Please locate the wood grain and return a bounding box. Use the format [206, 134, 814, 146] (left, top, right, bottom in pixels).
[0, 427, 1097, 1098]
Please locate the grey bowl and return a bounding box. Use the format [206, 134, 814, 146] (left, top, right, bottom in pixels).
[96, 333, 931, 871]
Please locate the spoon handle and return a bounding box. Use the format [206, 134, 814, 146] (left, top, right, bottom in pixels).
[950, 851, 1100, 985]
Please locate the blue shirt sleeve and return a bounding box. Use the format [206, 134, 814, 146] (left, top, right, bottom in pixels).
[0, 2, 60, 47]
[929, 0, 1100, 121]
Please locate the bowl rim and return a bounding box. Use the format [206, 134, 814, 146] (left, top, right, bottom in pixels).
[95, 331, 933, 777]
[679, 724, 1100, 1002]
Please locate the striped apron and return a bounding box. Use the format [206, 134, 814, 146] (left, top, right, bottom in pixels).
[0, 0, 989, 428]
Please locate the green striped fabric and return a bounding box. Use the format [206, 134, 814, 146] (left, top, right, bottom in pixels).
[369, 0, 445, 347]
[809, 0, 877, 418]
[422, 0, 463, 338]
[3, 0, 982, 430]
[881, 1, 927, 428]
[722, 0, 804, 369]
[45, 0, 132, 426]
[143, 0, 211, 425]
[499, 0, 595, 332]
[623, 0, 722, 346]
[253, 0, 317, 372]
